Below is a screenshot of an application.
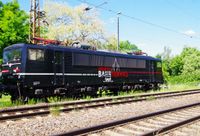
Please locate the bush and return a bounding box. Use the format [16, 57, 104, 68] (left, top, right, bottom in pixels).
[168, 70, 200, 84]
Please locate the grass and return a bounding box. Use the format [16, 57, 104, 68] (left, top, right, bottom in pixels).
[96, 83, 200, 99]
[0, 95, 12, 109]
[0, 95, 39, 109]
[159, 82, 200, 92]
[49, 106, 61, 116]
[48, 97, 74, 103]
[84, 96, 92, 101]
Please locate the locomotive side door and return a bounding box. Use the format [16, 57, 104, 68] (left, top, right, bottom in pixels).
[54, 51, 64, 86]
[150, 61, 155, 82]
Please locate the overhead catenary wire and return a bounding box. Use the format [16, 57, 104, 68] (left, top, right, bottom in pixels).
[76, 0, 200, 40]
[166, 0, 200, 21]
[165, 0, 200, 29]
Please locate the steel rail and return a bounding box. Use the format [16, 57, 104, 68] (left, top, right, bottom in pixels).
[142, 115, 200, 136]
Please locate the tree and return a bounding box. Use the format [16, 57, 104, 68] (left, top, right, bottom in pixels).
[102, 35, 117, 51]
[160, 46, 200, 83]
[168, 47, 200, 76]
[0, 0, 29, 57]
[180, 47, 200, 74]
[119, 40, 139, 52]
[158, 46, 172, 81]
[182, 54, 200, 74]
[169, 55, 183, 76]
[180, 47, 200, 59]
[44, 1, 106, 47]
[103, 36, 140, 52]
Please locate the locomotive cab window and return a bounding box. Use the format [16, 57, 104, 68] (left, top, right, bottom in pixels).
[3, 48, 22, 63]
[28, 49, 44, 61]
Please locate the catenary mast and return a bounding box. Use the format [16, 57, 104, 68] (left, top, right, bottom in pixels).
[29, 0, 40, 44]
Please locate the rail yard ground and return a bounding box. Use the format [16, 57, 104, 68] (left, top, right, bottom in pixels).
[0, 89, 200, 135]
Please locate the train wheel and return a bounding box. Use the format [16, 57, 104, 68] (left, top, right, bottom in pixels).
[22, 96, 29, 104]
[10, 89, 19, 103]
[153, 83, 160, 90]
[109, 88, 118, 96]
[90, 87, 98, 98]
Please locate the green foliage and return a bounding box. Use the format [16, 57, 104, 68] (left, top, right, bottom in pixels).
[182, 53, 200, 74]
[0, 0, 29, 57]
[161, 60, 170, 82]
[103, 36, 140, 52]
[169, 70, 200, 83]
[50, 106, 61, 116]
[169, 55, 183, 76]
[155, 54, 161, 59]
[119, 40, 139, 52]
[0, 95, 12, 109]
[102, 35, 117, 50]
[161, 46, 200, 83]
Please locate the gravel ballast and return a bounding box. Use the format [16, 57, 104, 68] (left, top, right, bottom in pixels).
[0, 93, 200, 136]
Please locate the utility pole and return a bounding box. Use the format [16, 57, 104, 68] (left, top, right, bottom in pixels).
[29, 0, 40, 44]
[117, 12, 121, 51]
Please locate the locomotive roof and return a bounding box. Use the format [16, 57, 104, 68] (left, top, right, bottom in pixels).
[5, 43, 161, 61]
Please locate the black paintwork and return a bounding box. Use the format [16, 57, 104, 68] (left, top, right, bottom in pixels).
[1, 43, 164, 98]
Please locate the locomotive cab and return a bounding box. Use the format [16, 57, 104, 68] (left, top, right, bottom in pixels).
[2, 48, 22, 76]
[1, 44, 24, 98]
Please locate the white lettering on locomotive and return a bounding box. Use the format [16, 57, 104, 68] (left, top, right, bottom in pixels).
[98, 70, 113, 83]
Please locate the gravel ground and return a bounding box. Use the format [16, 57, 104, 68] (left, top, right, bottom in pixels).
[0, 93, 200, 136]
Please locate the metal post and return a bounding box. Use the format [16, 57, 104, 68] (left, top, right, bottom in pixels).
[29, 0, 40, 44]
[29, 0, 33, 43]
[117, 16, 119, 51]
[38, 0, 40, 39]
[117, 12, 121, 51]
[33, 0, 36, 42]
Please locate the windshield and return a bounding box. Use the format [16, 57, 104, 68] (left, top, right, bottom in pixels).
[3, 48, 22, 63]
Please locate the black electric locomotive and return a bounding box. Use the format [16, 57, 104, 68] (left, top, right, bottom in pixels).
[1, 43, 163, 101]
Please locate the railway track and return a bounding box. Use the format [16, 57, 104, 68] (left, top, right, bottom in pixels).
[0, 89, 200, 122]
[162, 119, 200, 136]
[56, 102, 200, 136]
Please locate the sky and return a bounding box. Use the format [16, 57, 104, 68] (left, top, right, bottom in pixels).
[3, 0, 200, 56]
